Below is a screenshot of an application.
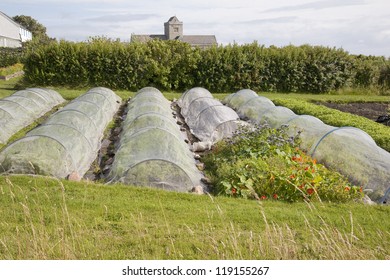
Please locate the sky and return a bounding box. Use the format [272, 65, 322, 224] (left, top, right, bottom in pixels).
[1, 0, 390, 57]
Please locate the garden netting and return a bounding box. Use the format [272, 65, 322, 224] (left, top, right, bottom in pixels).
[178, 87, 244, 143]
[108, 87, 203, 192]
[0, 87, 121, 178]
[0, 88, 65, 144]
[223, 89, 390, 202]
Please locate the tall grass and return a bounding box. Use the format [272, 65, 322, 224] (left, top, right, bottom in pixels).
[0, 177, 78, 259]
[0, 176, 389, 260]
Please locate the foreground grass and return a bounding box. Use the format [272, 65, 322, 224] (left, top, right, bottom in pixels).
[0, 77, 23, 99]
[0, 175, 389, 260]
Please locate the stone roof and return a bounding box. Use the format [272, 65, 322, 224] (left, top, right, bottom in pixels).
[131, 34, 167, 43]
[182, 35, 217, 47]
[131, 16, 217, 48]
[167, 16, 181, 23]
[131, 34, 217, 48]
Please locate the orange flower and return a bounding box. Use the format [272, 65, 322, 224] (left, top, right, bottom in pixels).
[299, 184, 305, 189]
[231, 188, 237, 194]
[273, 194, 278, 199]
[345, 186, 350, 192]
[261, 195, 267, 200]
[307, 188, 314, 195]
[359, 187, 363, 193]
[289, 174, 295, 179]
[292, 156, 302, 162]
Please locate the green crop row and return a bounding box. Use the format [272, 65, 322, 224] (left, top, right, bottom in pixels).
[272, 98, 390, 152]
[203, 125, 363, 203]
[23, 38, 390, 93]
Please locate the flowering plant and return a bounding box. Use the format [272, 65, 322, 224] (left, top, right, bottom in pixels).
[203, 123, 363, 202]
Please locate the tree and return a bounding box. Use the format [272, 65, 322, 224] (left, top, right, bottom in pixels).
[12, 15, 54, 45]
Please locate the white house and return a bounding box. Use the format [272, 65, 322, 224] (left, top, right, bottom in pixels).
[0, 11, 32, 48]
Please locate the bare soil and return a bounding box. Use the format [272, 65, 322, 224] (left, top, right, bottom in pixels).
[319, 102, 389, 122]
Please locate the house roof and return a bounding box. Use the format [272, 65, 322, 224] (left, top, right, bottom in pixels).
[0, 11, 22, 28]
[131, 34, 217, 46]
[131, 16, 217, 48]
[167, 16, 181, 23]
[182, 35, 217, 46]
[131, 34, 167, 43]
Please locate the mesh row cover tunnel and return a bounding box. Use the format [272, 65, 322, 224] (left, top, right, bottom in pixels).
[0, 88, 65, 144]
[224, 89, 390, 202]
[178, 87, 244, 143]
[108, 87, 203, 192]
[0, 87, 121, 178]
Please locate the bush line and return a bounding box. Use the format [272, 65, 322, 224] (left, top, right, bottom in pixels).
[0, 47, 24, 68]
[23, 38, 390, 93]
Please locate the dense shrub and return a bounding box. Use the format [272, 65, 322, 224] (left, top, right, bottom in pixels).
[24, 38, 199, 90]
[203, 125, 363, 203]
[23, 39, 390, 93]
[0, 47, 24, 67]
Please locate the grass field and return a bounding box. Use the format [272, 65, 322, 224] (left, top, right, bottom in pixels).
[1, 77, 389, 260]
[0, 175, 389, 260]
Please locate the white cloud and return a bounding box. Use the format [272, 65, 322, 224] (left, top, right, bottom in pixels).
[84, 13, 158, 23]
[2, 0, 390, 56]
[264, 0, 367, 12]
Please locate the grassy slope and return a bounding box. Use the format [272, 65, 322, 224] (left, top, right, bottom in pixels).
[0, 77, 23, 99]
[0, 175, 389, 260]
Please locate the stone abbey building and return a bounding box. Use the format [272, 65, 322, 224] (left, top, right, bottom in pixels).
[131, 16, 217, 49]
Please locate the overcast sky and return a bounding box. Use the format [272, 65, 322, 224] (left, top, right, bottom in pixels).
[2, 0, 390, 56]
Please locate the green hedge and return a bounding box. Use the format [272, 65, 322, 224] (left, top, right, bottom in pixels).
[24, 38, 199, 90]
[0, 47, 24, 67]
[23, 39, 390, 93]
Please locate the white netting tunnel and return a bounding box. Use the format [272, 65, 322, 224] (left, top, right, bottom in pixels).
[224, 89, 390, 203]
[108, 87, 203, 192]
[178, 87, 244, 143]
[0, 88, 65, 144]
[0, 87, 121, 178]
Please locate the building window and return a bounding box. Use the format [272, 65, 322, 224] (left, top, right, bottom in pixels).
[173, 27, 179, 32]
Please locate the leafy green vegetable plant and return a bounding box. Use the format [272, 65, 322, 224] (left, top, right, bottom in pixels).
[203, 124, 363, 202]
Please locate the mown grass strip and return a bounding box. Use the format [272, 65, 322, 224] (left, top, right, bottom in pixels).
[0, 175, 389, 260]
[0, 103, 67, 151]
[0, 76, 23, 99]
